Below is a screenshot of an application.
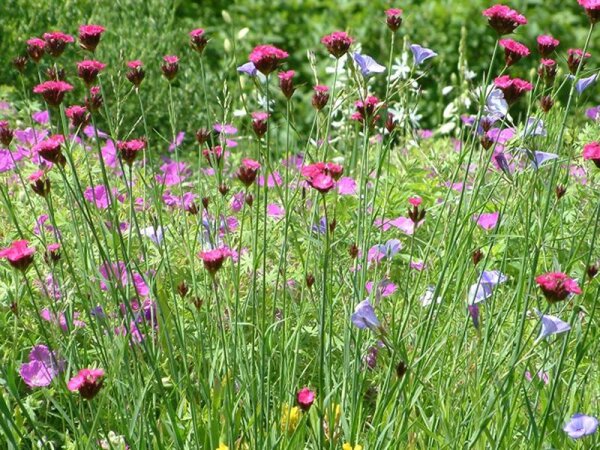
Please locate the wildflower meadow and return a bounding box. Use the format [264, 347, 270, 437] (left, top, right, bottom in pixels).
[1, 1, 600, 448]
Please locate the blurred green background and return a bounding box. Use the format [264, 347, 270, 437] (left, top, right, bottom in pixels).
[0, 0, 596, 135]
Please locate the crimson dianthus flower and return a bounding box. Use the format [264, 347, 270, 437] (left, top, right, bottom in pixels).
[567, 48, 591, 74]
[0, 240, 35, 271]
[538, 59, 557, 84]
[77, 60, 106, 85]
[0, 121, 14, 147]
[237, 158, 261, 187]
[385, 9, 403, 32]
[302, 162, 342, 194]
[251, 112, 269, 138]
[65, 105, 90, 129]
[321, 31, 353, 58]
[535, 272, 582, 303]
[499, 38, 530, 66]
[312, 85, 330, 111]
[161, 55, 179, 80]
[249, 45, 288, 75]
[29, 170, 51, 197]
[33, 80, 73, 107]
[26, 38, 45, 62]
[482, 5, 527, 35]
[126, 60, 145, 87]
[67, 368, 104, 399]
[297, 387, 316, 411]
[43, 31, 74, 57]
[578, 0, 600, 23]
[583, 142, 600, 168]
[34, 134, 66, 165]
[278, 70, 295, 99]
[117, 138, 146, 166]
[493, 75, 532, 105]
[198, 247, 231, 275]
[189, 28, 208, 54]
[537, 35, 560, 57]
[78, 24, 105, 52]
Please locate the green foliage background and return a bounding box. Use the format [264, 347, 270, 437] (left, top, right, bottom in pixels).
[0, 0, 597, 134]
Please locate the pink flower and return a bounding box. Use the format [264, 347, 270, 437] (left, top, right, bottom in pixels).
[579, 0, 600, 23]
[161, 55, 179, 80]
[567, 48, 591, 74]
[237, 158, 261, 187]
[583, 142, 600, 168]
[0, 240, 35, 271]
[482, 5, 527, 35]
[408, 196, 422, 207]
[312, 85, 330, 110]
[19, 345, 64, 388]
[493, 75, 532, 105]
[198, 247, 231, 274]
[337, 177, 357, 195]
[117, 138, 146, 165]
[321, 31, 353, 58]
[251, 111, 269, 138]
[278, 70, 296, 99]
[249, 45, 288, 75]
[126, 60, 145, 87]
[33, 81, 73, 107]
[34, 134, 65, 165]
[156, 161, 191, 186]
[535, 272, 582, 303]
[65, 105, 90, 128]
[67, 368, 105, 399]
[26, 38, 45, 62]
[189, 28, 208, 53]
[78, 24, 105, 52]
[84, 185, 124, 209]
[77, 60, 106, 85]
[537, 35, 559, 57]
[499, 39, 530, 66]
[474, 211, 499, 231]
[43, 31, 74, 57]
[297, 387, 315, 411]
[385, 9, 403, 32]
[267, 203, 285, 218]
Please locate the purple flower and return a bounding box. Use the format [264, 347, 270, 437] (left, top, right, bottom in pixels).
[139, 225, 164, 245]
[473, 212, 499, 231]
[368, 239, 402, 263]
[352, 52, 386, 77]
[156, 161, 191, 186]
[214, 123, 238, 134]
[366, 279, 397, 303]
[586, 105, 600, 121]
[531, 150, 558, 169]
[522, 118, 547, 137]
[337, 177, 357, 195]
[563, 414, 598, 439]
[237, 62, 258, 76]
[19, 344, 64, 388]
[84, 185, 124, 209]
[570, 74, 598, 95]
[468, 304, 480, 329]
[267, 203, 285, 219]
[351, 299, 381, 331]
[32, 110, 50, 125]
[468, 270, 508, 304]
[168, 131, 185, 152]
[410, 44, 437, 66]
[535, 308, 570, 340]
[485, 89, 508, 118]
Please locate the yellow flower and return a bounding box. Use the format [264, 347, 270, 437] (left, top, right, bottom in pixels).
[215, 443, 228, 450]
[281, 404, 301, 432]
[342, 444, 363, 450]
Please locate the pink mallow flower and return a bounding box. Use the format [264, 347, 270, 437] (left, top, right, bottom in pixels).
[535, 272, 582, 303]
[67, 368, 104, 399]
[84, 185, 124, 209]
[473, 211, 499, 231]
[19, 344, 64, 388]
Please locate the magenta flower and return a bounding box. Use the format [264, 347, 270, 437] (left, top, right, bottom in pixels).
[312, 85, 330, 111]
[78, 24, 105, 52]
[189, 28, 208, 54]
[237, 158, 261, 187]
[156, 161, 191, 186]
[351, 299, 381, 331]
[583, 142, 600, 168]
[578, 0, 600, 23]
[482, 5, 527, 35]
[0, 121, 14, 147]
[161, 55, 179, 80]
[535, 272, 582, 303]
[321, 31, 353, 58]
[43, 31, 74, 57]
[198, 247, 231, 275]
[493, 75, 532, 105]
[67, 368, 105, 399]
[84, 185, 124, 209]
[537, 35, 559, 57]
[65, 105, 90, 129]
[34, 134, 65, 165]
[499, 38, 530, 66]
[249, 45, 288, 75]
[117, 138, 146, 165]
[126, 60, 145, 87]
[77, 60, 106, 85]
[33, 80, 73, 107]
[567, 48, 591, 74]
[251, 112, 269, 138]
[296, 387, 316, 411]
[26, 37, 46, 62]
[302, 162, 343, 194]
[19, 344, 64, 388]
[385, 8, 403, 32]
[473, 211, 499, 231]
[278, 70, 296, 99]
[0, 240, 35, 271]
